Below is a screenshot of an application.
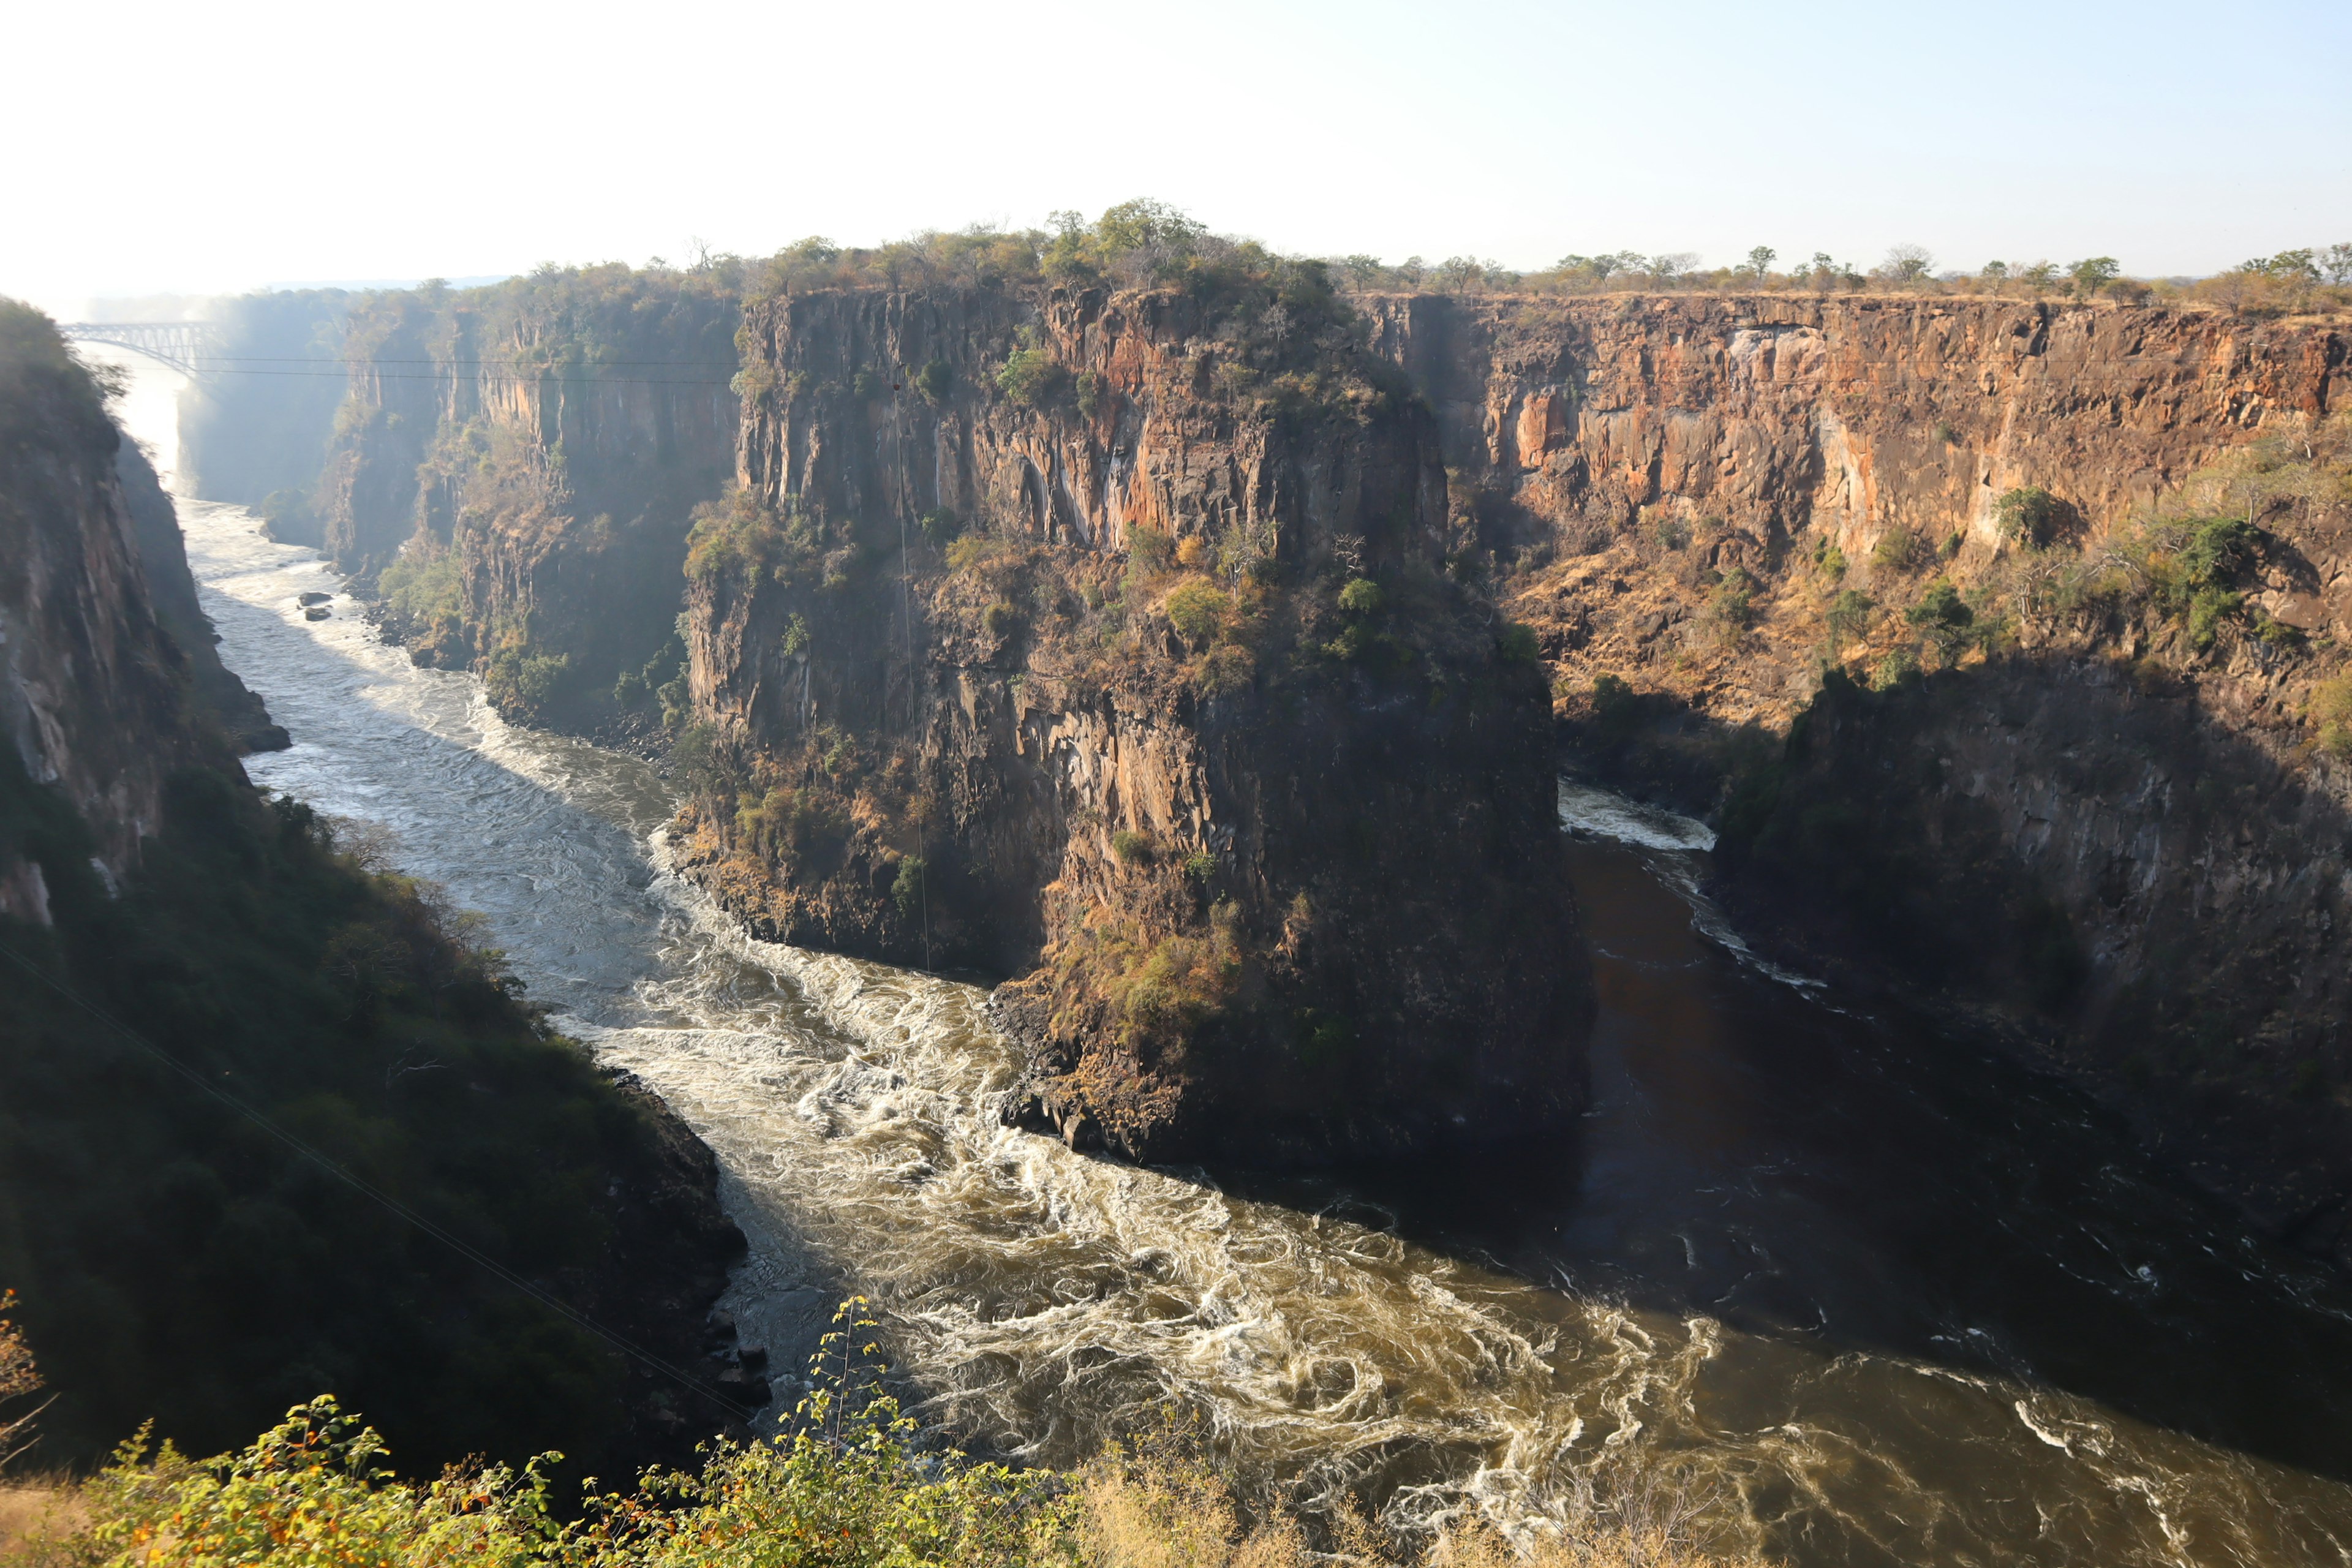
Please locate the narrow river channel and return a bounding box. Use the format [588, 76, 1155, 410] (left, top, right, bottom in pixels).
[175, 491, 2352, 1568]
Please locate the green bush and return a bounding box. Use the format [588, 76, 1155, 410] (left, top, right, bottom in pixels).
[1702, 568, 1757, 642]
[1825, 588, 1873, 652]
[2188, 587, 2242, 650]
[486, 647, 570, 717]
[914, 359, 952, 402]
[1336, 576, 1385, 616]
[1110, 829, 1153, 865]
[2312, 674, 2352, 758]
[891, 856, 927, 919]
[1126, 524, 1175, 575]
[1992, 486, 2073, 548]
[1906, 579, 1974, 661]
[1589, 673, 1642, 745]
[1182, 851, 1217, 883]
[982, 601, 1023, 638]
[1496, 622, 1541, 663]
[995, 349, 1069, 407]
[1164, 582, 1230, 645]
[377, 549, 462, 625]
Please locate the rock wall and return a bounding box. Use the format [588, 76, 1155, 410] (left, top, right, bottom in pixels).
[1374, 293, 2346, 724]
[685, 282, 1588, 1164]
[115, 439, 288, 753]
[317, 269, 741, 725]
[0, 303, 234, 916]
[176, 287, 353, 532]
[1385, 290, 2352, 1254]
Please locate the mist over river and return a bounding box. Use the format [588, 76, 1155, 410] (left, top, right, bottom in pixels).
[173, 492, 2352, 1567]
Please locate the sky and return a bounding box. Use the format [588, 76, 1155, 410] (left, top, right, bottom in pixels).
[8, 0, 2349, 311]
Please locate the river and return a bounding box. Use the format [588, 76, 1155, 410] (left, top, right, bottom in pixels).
[170, 495, 2352, 1567]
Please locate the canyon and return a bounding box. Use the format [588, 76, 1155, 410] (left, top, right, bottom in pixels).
[200, 268, 2352, 1259]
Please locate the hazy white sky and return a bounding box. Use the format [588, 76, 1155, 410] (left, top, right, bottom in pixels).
[9, 0, 2348, 309]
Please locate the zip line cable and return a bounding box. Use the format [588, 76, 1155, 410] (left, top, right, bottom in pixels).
[0, 939, 758, 1424]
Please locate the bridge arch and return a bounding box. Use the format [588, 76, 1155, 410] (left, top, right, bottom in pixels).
[56, 322, 222, 378]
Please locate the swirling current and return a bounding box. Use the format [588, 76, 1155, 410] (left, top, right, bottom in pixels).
[175, 496, 2352, 1567]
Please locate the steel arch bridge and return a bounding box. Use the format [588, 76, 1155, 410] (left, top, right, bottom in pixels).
[56, 321, 222, 377]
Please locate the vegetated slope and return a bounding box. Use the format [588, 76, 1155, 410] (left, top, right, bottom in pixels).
[0, 302, 753, 1473]
[682, 258, 1588, 1164]
[1414, 290, 2352, 1260]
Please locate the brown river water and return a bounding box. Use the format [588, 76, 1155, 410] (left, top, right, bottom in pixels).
[173, 491, 2352, 1567]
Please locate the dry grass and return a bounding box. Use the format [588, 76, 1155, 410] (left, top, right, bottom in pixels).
[0, 1482, 81, 1566]
[1068, 1443, 1771, 1568]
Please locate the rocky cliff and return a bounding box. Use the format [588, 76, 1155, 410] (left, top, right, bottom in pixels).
[681, 276, 1589, 1163]
[1373, 293, 2345, 723]
[320, 267, 740, 727]
[176, 287, 353, 537]
[0, 301, 242, 918]
[1393, 290, 2352, 1257]
[115, 438, 289, 753]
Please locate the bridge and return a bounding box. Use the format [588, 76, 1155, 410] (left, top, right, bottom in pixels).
[56, 322, 223, 377]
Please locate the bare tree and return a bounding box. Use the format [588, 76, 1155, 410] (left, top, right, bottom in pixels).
[1882, 243, 1935, 285]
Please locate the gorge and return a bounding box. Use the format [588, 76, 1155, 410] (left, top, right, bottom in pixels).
[14, 231, 2352, 1564]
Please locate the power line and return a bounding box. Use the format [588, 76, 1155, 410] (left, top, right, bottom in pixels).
[0, 939, 758, 1425]
[189, 356, 741, 368]
[173, 367, 742, 386]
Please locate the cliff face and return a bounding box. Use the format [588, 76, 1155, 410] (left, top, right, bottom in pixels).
[115, 439, 288, 753]
[1373, 293, 2346, 725]
[176, 287, 352, 537]
[0, 304, 233, 918]
[320, 269, 739, 725]
[1715, 660, 2352, 1256]
[1393, 290, 2352, 1254]
[684, 281, 1588, 1163]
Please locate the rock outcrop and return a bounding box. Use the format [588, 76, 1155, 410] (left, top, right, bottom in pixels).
[314, 268, 740, 726]
[1390, 290, 2352, 1257]
[115, 439, 288, 753]
[1372, 292, 2345, 725]
[0, 302, 241, 916]
[683, 280, 1589, 1163]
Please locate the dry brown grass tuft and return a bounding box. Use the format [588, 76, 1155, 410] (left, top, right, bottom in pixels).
[1070, 1441, 1770, 1568]
[0, 1481, 82, 1566]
